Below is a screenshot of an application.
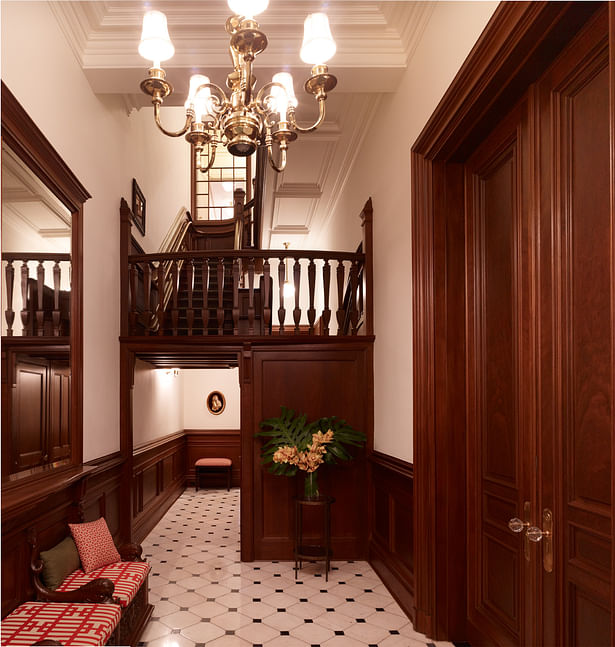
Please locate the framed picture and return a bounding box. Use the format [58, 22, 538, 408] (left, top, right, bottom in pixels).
[206, 390, 226, 415]
[131, 178, 146, 235]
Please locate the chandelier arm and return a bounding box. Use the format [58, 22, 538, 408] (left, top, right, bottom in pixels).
[196, 140, 219, 173]
[153, 103, 193, 138]
[288, 97, 326, 134]
[265, 136, 288, 173]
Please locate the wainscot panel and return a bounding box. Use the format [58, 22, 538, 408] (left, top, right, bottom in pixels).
[369, 451, 414, 622]
[250, 344, 371, 560]
[132, 432, 186, 544]
[185, 429, 241, 488]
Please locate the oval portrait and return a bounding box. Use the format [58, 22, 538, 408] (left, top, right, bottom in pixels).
[206, 390, 226, 415]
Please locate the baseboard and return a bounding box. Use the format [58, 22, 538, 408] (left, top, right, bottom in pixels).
[369, 538, 415, 623]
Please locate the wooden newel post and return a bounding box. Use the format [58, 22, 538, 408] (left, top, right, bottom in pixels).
[120, 198, 133, 337]
[360, 197, 374, 336]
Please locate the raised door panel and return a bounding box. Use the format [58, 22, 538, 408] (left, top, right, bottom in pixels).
[538, 11, 611, 645]
[48, 361, 71, 461]
[12, 360, 47, 470]
[465, 101, 532, 647]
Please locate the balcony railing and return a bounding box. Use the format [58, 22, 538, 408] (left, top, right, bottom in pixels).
[121, 196, 373, 338]
[126, 250, 365, 337]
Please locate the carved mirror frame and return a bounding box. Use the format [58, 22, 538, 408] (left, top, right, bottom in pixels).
[1, 82, 89, 480]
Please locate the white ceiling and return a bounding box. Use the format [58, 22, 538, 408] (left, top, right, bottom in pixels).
[49, 1, 432, 249]
[1, 144, 72, 253]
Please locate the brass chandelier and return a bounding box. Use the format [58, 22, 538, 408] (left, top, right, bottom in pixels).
[138, 0, 337, 174]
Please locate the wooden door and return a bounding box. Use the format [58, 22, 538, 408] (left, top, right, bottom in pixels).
[12, 358, 47, 470]
[464, 9, 612, 646]
[465, 98, 535, 647]
[537, 11, 612, 646]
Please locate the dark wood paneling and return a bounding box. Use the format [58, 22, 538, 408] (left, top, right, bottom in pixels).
[132, 432, 186, 545]
[368, 451, 414, 622]
[82, 453, 124, 539]
[249, 343, 371, 560]
[185, 429, 241, 488]
[411, 2, 608, 642]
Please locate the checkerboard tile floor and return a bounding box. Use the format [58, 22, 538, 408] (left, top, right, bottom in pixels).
[139, 488, 453, 647]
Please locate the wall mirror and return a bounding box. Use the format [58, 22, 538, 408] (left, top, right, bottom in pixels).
[1, 82, 89, 481]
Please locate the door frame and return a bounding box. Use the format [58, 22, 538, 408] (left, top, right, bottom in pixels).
[410, 1, 610, 642]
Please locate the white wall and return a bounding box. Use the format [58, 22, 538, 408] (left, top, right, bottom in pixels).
[125, 108, 191, 252]
[183, 368, 240, 430]
[132, 360, 184, 447]
[318, 1, 498, 462]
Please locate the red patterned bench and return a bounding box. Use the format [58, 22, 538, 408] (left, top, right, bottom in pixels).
[1, 601, 121, 646]
[29, 535, 153, 647]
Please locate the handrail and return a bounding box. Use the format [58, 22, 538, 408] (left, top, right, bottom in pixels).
[129, 250, 364, 263]
[3, 253, 71, 262]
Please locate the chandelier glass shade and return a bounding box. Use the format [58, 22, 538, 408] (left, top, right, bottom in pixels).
[138, 2, 337, 174]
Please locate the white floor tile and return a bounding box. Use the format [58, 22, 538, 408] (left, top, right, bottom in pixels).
[138, 489, 451, 647]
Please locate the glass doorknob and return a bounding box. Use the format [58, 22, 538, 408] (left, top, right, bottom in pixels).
[526, 525, 551, 542]
[508, 517, 528, 533]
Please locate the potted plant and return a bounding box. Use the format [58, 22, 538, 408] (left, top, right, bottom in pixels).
[256, 406, 366, 499]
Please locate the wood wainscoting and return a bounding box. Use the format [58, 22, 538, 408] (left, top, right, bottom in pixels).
[132, 432, 186, 545]
[82, 453, 124, 538]
[185, 429, 241, 488]
[368, 451, 414, 622]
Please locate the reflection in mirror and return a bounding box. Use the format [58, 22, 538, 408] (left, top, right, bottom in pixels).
[1, 141, 72, 477]
[1, 142, 72, 337]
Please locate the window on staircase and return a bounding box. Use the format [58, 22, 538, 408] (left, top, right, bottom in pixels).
[192, 145, 253, 222]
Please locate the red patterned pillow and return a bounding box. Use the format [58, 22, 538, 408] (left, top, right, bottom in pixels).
[68, 517, 121, 574]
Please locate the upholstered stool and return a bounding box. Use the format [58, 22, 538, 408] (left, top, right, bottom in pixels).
[195, 458, 232, 491]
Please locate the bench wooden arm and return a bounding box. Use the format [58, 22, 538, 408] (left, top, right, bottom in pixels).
[118, 542, 144, 562]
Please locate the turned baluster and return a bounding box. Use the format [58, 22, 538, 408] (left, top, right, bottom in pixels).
[293, 258, 301, 334]
[170, 260, 179, 335]
[216, 258, 225, 334]
[201, 259, 210, 334]
[52, 261, 61, 336]
[20, 261, 30, 335]
[36, 261, 45, 336]
[5, 260, 15, 336]
[307, 259, 316, 334]
[186, 260, 194, 336]
[277, 257, 286, 334]
[263, 259, 271, 335]
[129, 262, 138, 334]
[247, 258, 255, 334]
[336, 260, 345, 335]
[322, 259, 331, 336]
[157, 261, 165, 335]
[143, 262, 152, 335]
[232, 258, 240, 335]
[350, 259, 360, 335]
